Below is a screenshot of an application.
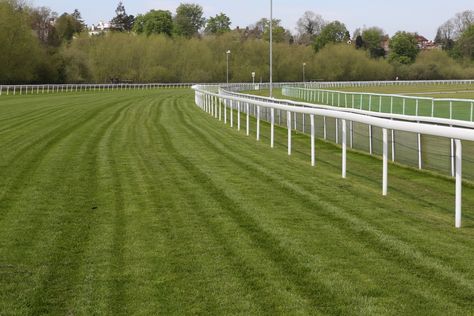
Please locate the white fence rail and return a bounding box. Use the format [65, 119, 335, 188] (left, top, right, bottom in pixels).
[304, 80, 474, 89]
[0, 82, 304, 96]
[0, 83, 201, 96]
[283, 86, 474, 123]
[193, 83, 474, 229]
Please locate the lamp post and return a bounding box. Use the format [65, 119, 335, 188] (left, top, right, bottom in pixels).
[269, 0, 273, 98]
[226, 50, 231, 84]
[303, 62, 306, 83]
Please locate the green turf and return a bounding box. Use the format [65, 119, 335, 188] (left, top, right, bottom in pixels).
[278, 84, 474, 121]
[326, 84, 474, 99]
[1, 89, 474, 315]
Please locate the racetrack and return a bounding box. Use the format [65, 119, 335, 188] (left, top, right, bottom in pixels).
[1, 89, 473, 314]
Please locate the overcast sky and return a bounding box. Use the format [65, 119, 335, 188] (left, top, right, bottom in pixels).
[32, 0, 473, 40]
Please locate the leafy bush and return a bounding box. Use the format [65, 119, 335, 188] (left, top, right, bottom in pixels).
[404, 50, 474, 80]
[313, 44, 393, 81]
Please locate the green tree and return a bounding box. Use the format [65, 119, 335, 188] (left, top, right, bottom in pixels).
[388, 31, 419, 64]
[246, 18, 291, 43]
[362, 27, 386, 58]
[453, 24, 474, 60]
[313, 44, 393, 81]
[296, 11, 326, 44]
[174, 3, 206, 37]
[111, 2, 135, 32]
[29, 6, 58, 46]
[406, 50, 471, 79]
[205, 13, 231, 35]
[133, 10, 173, 36]
[261, 18, 291, 43]
[0, 1, 42, 83]
[355, 35, 364, 49]
[55, 11, 85, 42]
[313, 21, 350, 52]
[434, 10, 473, 51]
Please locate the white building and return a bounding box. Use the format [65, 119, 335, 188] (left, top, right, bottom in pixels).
[89, 21, 112, 36]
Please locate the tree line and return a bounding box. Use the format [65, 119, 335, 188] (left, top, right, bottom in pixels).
[0, 0, 473, 84]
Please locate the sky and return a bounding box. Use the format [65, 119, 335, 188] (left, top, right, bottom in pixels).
[32, 0, 473, 40]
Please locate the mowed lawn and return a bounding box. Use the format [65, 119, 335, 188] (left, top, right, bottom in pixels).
[0, 89, 474, 315]
[327, 84, 474, 99]
[271, 84, 474, 121]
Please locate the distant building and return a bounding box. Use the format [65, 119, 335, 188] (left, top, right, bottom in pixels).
[380, 34, 441, 54]
[415, 35, 429, 49]
[415, 35, 441, 50]
[89, 21, 112, 36]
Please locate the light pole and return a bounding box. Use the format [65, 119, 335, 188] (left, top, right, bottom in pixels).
[269, 0, 273, 98]
[252, 72, 256, 85]
[303, 62, 306, 83]
[226, 50, 231, 84]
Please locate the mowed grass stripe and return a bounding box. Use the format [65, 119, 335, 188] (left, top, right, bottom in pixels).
[168, 97, 380, 314]
[0, 89, 473, 315]
[144, 96, 276, 314]
[154, 96, 323, 314]
[172, 92, 474, 312]
[0, 95, 136, 314]
[0, 95, 138, 218]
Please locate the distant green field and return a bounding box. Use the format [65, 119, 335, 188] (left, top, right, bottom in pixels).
[1, 89, 474, 314]
[281, 84, 474, 121]
[326, 84, 474, 100]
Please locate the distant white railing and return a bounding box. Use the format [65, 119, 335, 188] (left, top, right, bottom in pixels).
[304, 80, 474, 89]
[193, 83, 474, 229]
[283, 86, 474, 122]
[0, 82, 303, 96]
[0, 83, 197, 96]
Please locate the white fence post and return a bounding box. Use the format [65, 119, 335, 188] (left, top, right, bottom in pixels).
[369, 125, 373, 155]
[287, 111, 292, 155]
[237, 101, 241, 131]
[256, 106, 260, 141]
[224, 99, 227, 124]
[246, 103, 250, 136]
[342, 119, 347, 178]
[311, 114, 315, 166]
[455, 139, 462, 228]
[271, 108, 275, 148]
[418, 133, 422, 170]
[219, 98, 222, 121]
[451, 138, 455, 177]
[391, 130, 396, 162]
[349, 121, 353, 148]
[323, 117, 327, 140]
[383, 128, 388, 196]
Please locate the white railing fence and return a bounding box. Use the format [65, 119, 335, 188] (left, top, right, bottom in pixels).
[0, 82, 303, 96]
[222, 85, 474, 179]
[193, 83, 474, 229]
[303, 80, 474, 89]
[283, 86, 474, 123]
[0, 83, 199, 96]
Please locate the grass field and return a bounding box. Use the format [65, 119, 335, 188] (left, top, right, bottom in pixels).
[326, 84, 474, 100]
[1, 89, 474, 314]
[279, 84, 474, 121]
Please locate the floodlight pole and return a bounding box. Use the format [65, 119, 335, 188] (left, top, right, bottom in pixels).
[269, 0, 273, 98]
[226, 50, 231, 84]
